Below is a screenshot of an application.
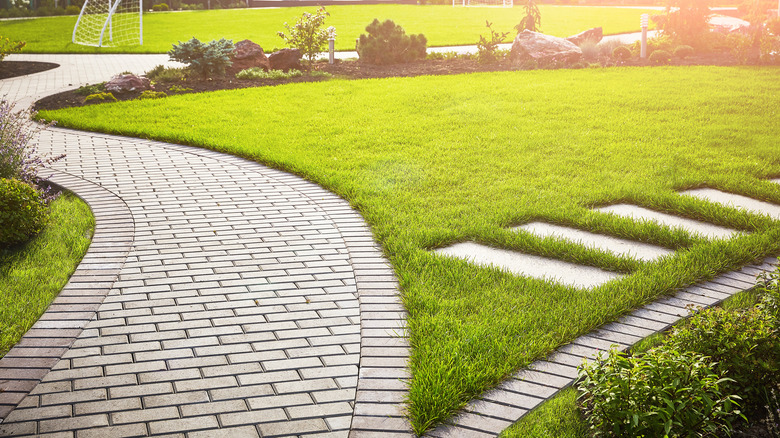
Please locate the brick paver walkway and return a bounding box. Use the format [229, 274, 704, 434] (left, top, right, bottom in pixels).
[0, 55, 411, 437]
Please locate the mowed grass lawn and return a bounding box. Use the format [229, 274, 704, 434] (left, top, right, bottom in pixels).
[0, 193, 93, 357]
[6, 5, 654, 53]
[40, 66, 780, 433]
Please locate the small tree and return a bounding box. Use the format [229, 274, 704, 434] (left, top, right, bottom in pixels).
[277, 7, 336, 64]
[477, 21, 510, 63]
[514, 0, 541, 33]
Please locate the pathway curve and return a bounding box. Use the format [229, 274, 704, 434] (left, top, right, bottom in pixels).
[0, 55, 411, 436]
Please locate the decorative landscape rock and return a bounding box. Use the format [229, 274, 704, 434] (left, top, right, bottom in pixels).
[268, 48, 303, 72]
[510, 30, 583, 66]
[230, 39, 269, 73]
[566, 27, 603, 46]
[105, 73, 152, 93]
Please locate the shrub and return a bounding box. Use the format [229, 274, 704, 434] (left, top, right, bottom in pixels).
[0, 101, 59, 185]
[74, 82, 106, 96]
[514, 0, 541, 32]
[145, 65, 188, 82]
[665, 305, 780, 415]
[277, 7, 336, 64]
[168, 85, 193, 93]
[657, 0, 711, 47]
[151, 2, 169, 11]
[138, 90, 167, 99]
[648, 49, 672, 64]
[674, 44, 695, 58]
[728, 33, 754, 64]
[630, 34, 674, 57]
[597, 39, 623, 57]
[426, 51, 473, 61]
[236, 68, 302, 80]
[84, 92, 118, 104]
[0, 178, 48, 247]
[578, 40, 600, 61]
[611, 45, 631, 60]
[180, 3, 203, 9]
[578, 347, 742, 438]
[477, 21, 510, 64]
[357, 19, 427, 65]
[65, 5, 80, 14]
[757, 261, 780, 325]
[0, 37, 26, 63]
[168, 38, 235, 79]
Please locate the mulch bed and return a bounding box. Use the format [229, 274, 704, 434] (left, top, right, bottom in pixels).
[0, 61, 59, 80]
[32, 50, 740, 111]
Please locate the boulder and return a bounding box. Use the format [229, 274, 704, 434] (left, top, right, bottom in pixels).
[230, 39, 270, 73]
[566, 27, 603, 46]
[510, 30, 582, 66]
[105, 74, 152, 93]
[268, 48, 303, 72]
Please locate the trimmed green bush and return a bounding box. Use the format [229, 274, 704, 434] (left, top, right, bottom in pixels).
[649, 49, 672, 65]
[152, 3, 169, 11]
[138, 90, 167, 99]
[65, 5, 80, 14]
[578, 347, 742, 438]
[611, 45, 631, 60]
[145, 65, 188, 82]
[674, 45, 694, 59]
[357, 19, 427, 65]
[84, 92, 117, 104]
[236, 68, 302, 80]
[0, 178, 48, 247]
[168, 38, 235, 79]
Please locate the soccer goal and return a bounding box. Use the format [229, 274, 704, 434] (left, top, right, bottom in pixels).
[72, 0, 143, 47]
[452, 0, 512, 7]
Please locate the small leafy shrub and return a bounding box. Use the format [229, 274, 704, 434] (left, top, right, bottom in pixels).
[138, 90, 167, 99]
[514, 0, 541, 32]
[74, 82, 106, 96]
[0, 101, 59, 184]
[145, 64, 188, 82]
[84, 92, 117, 104]
[657, 0, 711, 47]
[728, 33, 754, 64]
[665, 305, 780, 415]
[151, 2, 169, 11]
[630, 34, 674, 57]
[426, 51, 473, 61]
[65, 5, 80, 14]
[180, 3, 203, 10]
[648, 49, 672, 64]
[578, 347, 742, 438]
[0, 37, 26, 63]
[674, 45, 694, 59]
[757, 261, 780, 325]
[0, 178, 47, 247]
[578, 40, 600, 61]
[597, 39, 623, 57]
[476, 21, 510, 64]
[236, 68, 302, 80]
[611, 45, 631, 60]
[277, 7, 336, 64]
[168, 85, 193, 93]
[168, 38, 235, 79]
[759, 34, 780, 65]
[357, 19, 427, 65]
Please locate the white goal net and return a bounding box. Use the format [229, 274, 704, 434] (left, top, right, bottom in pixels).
[453, 0, 512, 6]
[72, 0, 143, 47]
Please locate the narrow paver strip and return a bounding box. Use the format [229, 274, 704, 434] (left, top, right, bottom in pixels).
[594, 204, 740, 239]
[426, 256, 778, 437]
[513, 222, 674, 262]
[434, 241, 623, 289]
[681, 187, 780, 220]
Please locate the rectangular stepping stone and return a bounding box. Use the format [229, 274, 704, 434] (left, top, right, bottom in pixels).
[513, 222, 673, 262]
[681, 188, 780, 220]
[433, 242, 622, 289]
[594, 204, 739, 240]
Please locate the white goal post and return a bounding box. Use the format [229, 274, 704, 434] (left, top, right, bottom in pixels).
[452, 0, 512, 7]
[72, 0, 143, 47]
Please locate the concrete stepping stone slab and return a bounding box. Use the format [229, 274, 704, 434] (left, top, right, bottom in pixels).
[594, 204, 739, 240]
[513, 222, 673, 262]
[433, 242, 623, 289]
[681, 188, 780, 220]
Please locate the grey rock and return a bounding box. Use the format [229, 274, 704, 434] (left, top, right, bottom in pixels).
[510, 30, 582, 66]
[268, 48, 302, 72]
[105, 74, 152, 93]
[566, 27, 603, 46]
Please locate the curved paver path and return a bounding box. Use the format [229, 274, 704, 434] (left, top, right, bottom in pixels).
[0, 56, 412, 436]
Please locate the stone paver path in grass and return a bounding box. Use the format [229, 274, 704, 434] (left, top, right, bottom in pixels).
[594, 204, 740, 240]
[0, 56, 411, 437]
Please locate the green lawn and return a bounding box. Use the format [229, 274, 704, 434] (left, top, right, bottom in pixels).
[0, 193, 94, 357]
[38, 66, 780, 433]
[6, 5, 654, 53]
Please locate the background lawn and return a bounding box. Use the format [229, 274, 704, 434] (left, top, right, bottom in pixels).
[39, 66, 780, 433]
[5, 5, 654, 53]
[0, 193, 94, 357]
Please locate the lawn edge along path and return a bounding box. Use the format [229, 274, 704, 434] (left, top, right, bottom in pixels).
[0, 169, 134, 419]
[426, 256, 779, 437]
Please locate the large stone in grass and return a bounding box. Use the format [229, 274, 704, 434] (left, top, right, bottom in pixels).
[105, 74, 152, 94]
[566, 27, 603, 46]
[230, 39, 270, 74]
[510, 30, 582, 66]
[268, 48, 302, 72]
